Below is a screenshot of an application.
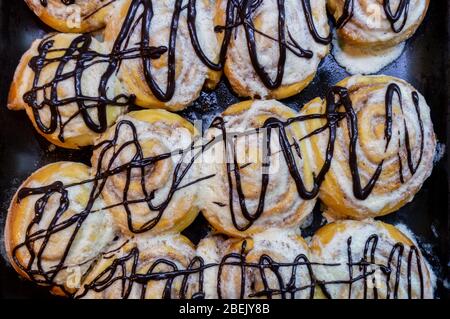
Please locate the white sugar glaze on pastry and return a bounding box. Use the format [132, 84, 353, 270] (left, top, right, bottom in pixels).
[198, 100, 318, 237]
[331, 30, 406, 74]
[310, 219, 435, 299]
[328, 0, 429, 74]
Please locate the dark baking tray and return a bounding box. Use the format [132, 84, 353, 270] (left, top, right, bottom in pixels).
[0, 0, 448, 299]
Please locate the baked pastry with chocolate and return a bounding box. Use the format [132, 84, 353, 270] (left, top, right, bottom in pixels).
[198, 100, 318, 237]
[103, 0, 220, 111]
[197, 229, 315, 299]
[25, 0, 119, 33]
[328, 0, 430, 74]
[8, 33, 128, 149]
[5, 162, 117, 296]
[300, 75, 436, 220]
[216, 0, 330, 99]
[91, 109, 201, 235]
[310, 219, 435, 299]
[76, 234, 198, 299]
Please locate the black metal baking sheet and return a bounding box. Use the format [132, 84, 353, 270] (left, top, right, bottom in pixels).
[0, 0, 448, 299]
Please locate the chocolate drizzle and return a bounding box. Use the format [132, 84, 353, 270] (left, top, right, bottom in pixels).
[23, 33, 163, 142]
[335, 0, 411, 33]
[40, 0, 75, 6]
[383, 0, 410, 33]
[210, 98, 342, 230]
[91, 119, 206, 233]
[11, 82, 429, 296]
[27, 0, 331, 142]
[210, 83, 425, 231]
[335, 0, 354, 29]
[74, 235, 426, 299]
[38, 0, 118, 22]
[214, 0, 331, 88]
[385, 84, 425, 184]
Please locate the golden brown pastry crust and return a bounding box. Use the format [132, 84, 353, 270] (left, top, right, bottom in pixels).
[197, 229, 314, 299]
[103, 0, 220, 111]
[76, 234, 197, 299]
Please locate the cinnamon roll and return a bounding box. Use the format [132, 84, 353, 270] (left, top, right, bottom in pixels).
[8, 33, 128, 149]
[301, 75, 436, 220]
[91, 109, 200, 235]
[328, 0, 430, 74]
[197, 229, 316, 299]
[25, 0, 119, 33]
[198, 100, 318, 238]
[76, 234, 198, 299]
[103, 0, 220, 111]
[310, 219, 435, 299]
[215, 0, 330, 99]
[4, 162, 117, 296]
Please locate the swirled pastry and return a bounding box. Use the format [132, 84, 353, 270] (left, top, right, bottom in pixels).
[216, 0, 330, 99]
[25, 0, 118, 33]
[198, 100, 318, 237]
[103, 0, 220, 111]
[8, 33, 128, 149]
[76, 234, 197, 299]
[4, 162, 117, 296]
[328, 0, 430, 74]
[197, 229, 315, 299]
[310, 219, 435, 299]
[91, 109, 200, 235]
[301, 75, 435, 220]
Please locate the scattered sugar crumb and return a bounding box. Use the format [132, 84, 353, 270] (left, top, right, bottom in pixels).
[434, 142, 446, 164]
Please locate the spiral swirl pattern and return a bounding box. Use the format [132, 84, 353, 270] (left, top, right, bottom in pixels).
[103, 0, 220, 111]
[301, 75, 436, 219]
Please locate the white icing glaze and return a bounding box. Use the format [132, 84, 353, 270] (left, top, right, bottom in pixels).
[9, 162, 117, 288]
[9, 33, 126, 145]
